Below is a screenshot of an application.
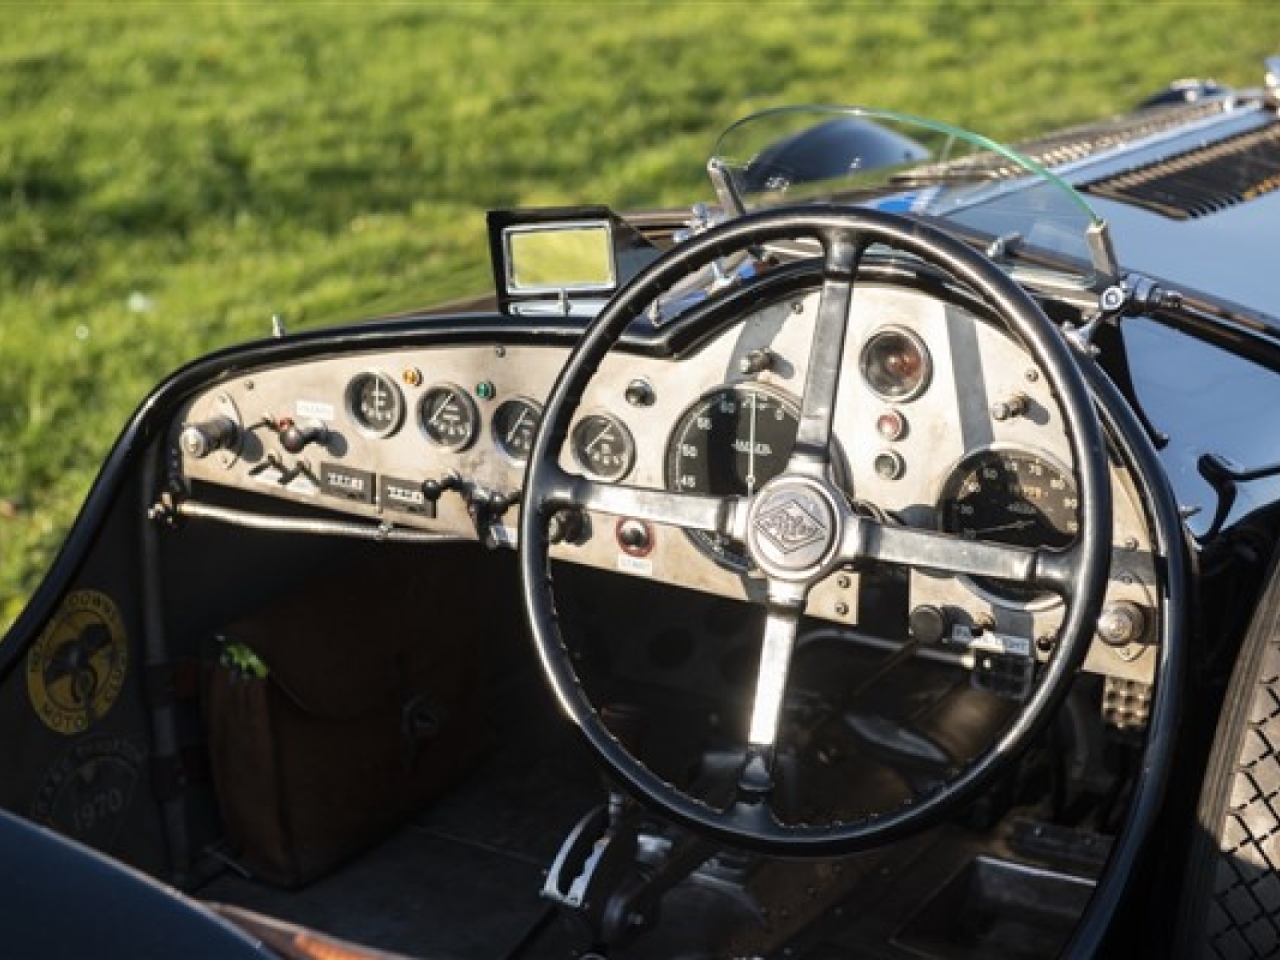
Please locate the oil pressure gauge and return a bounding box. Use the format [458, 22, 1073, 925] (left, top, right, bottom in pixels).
[420, 384, 478, 451]
[571, 413, 636, 481]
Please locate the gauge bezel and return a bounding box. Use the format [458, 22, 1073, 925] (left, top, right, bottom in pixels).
[418, 383, 479, 452]
[344, 370, 406, 439]
[935, 443, 1079, 609]
[665, 382, 804, 571]
[491, 396, 544, 465]
[570, 410, 637, 482]
[859, 325, 932, 402]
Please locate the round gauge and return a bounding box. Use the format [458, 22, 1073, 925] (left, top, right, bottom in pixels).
[571, 413, 636, 481]
[346, 371, 405, 438]
[667, 384, 801, 570]
[420, 384, 478, 451]
[938, 447, 1080, 603]
[492, 398, 542, 463]
[860, 327, 931, 401]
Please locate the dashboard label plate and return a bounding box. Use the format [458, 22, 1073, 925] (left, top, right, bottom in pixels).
[321, 462, 375, 504]
[617, 554, 654, 577]
[296, 399, 335, 422]
[380, 476, 434, 518]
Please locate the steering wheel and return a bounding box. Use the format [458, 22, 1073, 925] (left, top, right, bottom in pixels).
[519, 205, 1112, 855]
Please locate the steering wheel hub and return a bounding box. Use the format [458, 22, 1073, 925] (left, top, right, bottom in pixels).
[746, 477, 840, 580]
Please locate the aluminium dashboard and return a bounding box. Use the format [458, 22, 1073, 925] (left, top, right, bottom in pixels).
[171, 281, 1162, 704]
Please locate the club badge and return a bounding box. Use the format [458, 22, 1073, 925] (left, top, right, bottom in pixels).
[26, 590, 129, 735]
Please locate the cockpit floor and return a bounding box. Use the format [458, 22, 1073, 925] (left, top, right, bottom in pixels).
[196, 654, 603, 954]
[197, 633, 1092, 960]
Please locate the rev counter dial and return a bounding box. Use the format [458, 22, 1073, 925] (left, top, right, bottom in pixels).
[938, 447, 1080, 604]
[420, 384, 478, 451]
[571, 413, 636, 481]
[666, 384, 801, 570]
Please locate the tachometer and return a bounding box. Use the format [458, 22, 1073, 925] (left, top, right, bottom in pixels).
[938, 447, 1079, 603]
[666, 384, 800, 570]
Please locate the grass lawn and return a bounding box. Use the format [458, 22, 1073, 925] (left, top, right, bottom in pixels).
[3, 0, 1279, 628]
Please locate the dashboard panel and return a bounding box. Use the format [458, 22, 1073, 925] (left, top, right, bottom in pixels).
[172, 281, 1161, 697]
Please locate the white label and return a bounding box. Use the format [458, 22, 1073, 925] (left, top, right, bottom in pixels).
[617, 554, 653, 577]
[968, 633, 1032, 658]
[296, 399, 335, 422]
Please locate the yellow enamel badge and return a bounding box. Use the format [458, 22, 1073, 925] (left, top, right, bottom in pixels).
[26, 590, 128, 735]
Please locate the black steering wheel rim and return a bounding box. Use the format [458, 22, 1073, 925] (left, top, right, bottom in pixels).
[519, 204, 1112, 855]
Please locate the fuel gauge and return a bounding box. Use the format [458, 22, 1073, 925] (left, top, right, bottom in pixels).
[571, 413, 636, 481]
[420, 384, 478, 451]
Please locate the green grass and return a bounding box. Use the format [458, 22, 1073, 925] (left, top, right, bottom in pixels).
[3, 0, 1279, 628]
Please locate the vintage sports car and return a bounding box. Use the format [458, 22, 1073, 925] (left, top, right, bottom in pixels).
[7, 57, 1280, 960]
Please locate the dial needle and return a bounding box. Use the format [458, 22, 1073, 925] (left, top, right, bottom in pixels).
[507, 409, 529, 443]
[586, 426, 612, 452]
[745, 393, 759, 495]
[428, 399, 452, 426]
[973, 519, 1037, 535]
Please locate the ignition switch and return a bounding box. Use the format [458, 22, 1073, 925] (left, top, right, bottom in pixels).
[180, 417, 238, 459]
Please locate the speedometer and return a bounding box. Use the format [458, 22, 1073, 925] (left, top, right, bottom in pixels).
[938, 447, 1079, 603]
[666, 384, 800, 570]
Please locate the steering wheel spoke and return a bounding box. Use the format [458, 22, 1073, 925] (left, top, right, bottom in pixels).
[550, 471, 744, 538]
[790, 233, 863, 471]
[746, 604, 802, 750]
[847, 517, 1074, 597]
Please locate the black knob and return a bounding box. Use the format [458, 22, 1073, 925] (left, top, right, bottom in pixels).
[616, 519, 653, 556]
[548, 508, 584, 545]
[278, 419, 326, 454]
[423, 473, 461, 501]
[624, 379, 655, 407]
[909, 605, 950, 644]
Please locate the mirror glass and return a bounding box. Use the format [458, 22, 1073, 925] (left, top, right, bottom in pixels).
[504, 222, 616, 293]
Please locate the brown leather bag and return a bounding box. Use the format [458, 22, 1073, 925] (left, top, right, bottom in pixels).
[203, 547, 490, 887]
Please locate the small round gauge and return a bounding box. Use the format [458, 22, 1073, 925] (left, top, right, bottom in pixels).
[860, 327, 931, 401]
[492, 398, 542, 463]
[419, 384, 478, 451]
[346, 371, 405, 438]
[938, 447, 1080, 603]
[571, 413, 636, 481]
[667, 384, 801, 570]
